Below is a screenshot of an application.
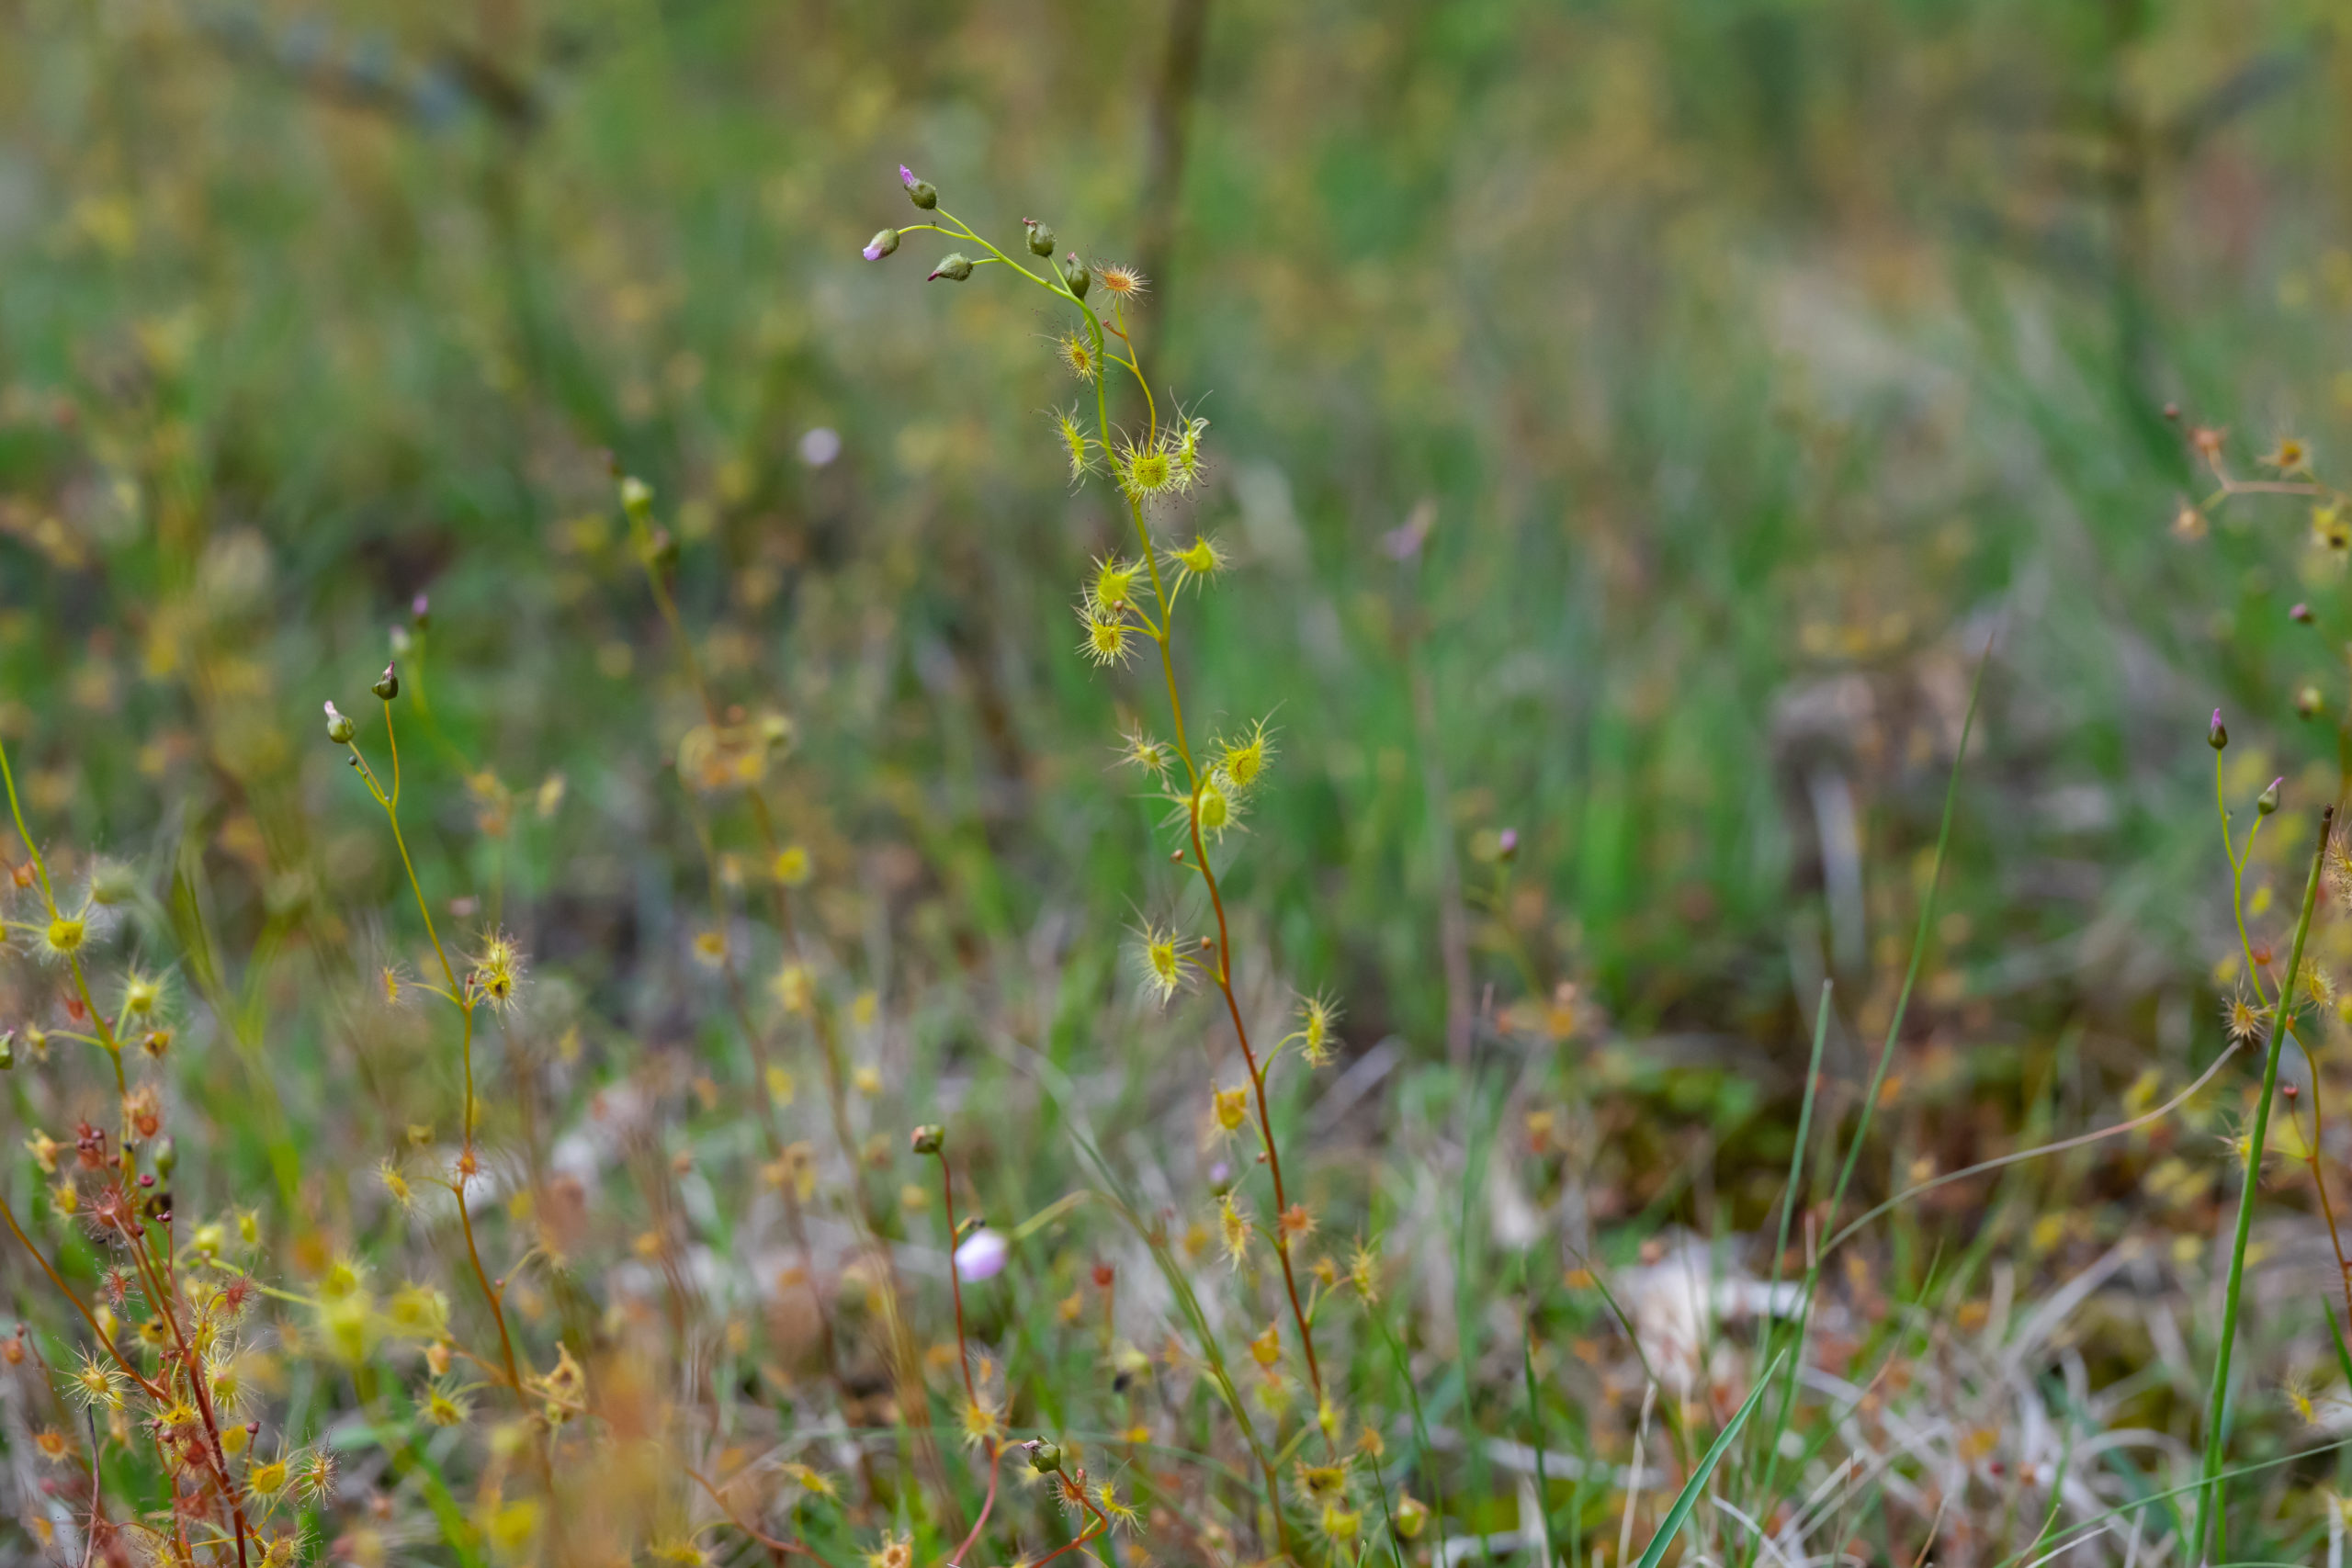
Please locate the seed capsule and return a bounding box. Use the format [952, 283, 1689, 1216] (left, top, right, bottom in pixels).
[1024, 220, 1056, 257]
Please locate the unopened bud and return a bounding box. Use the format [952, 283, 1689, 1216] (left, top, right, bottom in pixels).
[0, 1031, 14, 1070]
[2163, 402, 2180, 423]
[411, 592, 430, 627]
[371, 664, 400, 702]
[864, 228, 900, 261]
[153, 1136, 176, 1178]
[2208, 709, 2228, 750]
[1395, 1495, 1430, 1540]
[2258, 777, 2281, 816]
[324, 702, 356, 746]
[899, 165, 937, 210]
[1497, 827, 1520, 862]
[1024, 219, 1056, 257]
[2292, 602, 2313, 624]
[1065, 255, 1091, 299]
[1027, 1439, 1064, 1474]
[619, 477, 654, 520]
[910, 1124, 944, 1156]
[2301, 685, 2326, 718]
[928, 254, 974, 282]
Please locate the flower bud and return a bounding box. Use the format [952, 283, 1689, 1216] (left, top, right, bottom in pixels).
[1497, 827, 1520, 863]
[2292, 602, 2314, 624]
[1065, 254, 1091, 299]
[324, 701, 356, 745]
[899, 165, 937, 210]
[928, 254, 974, 282]
[412, 592, 430, 627]
[2258, 777, 2281, 816]
[910, 1124, 944, 1156]
[1027, 1439, 1064, 1474]
[1395, 1495, 1430, 1540]
[1024, 219, 1056, 257]
[864, 228, 900, 261]
[0, 1030, 15, 1070]
[2300, 684, 2325, 718]
[371, 663, 401, 702]
[620, 476, 654, 521]
[2208, 709, 2227, 750]
[153, 1136, 176, 1178]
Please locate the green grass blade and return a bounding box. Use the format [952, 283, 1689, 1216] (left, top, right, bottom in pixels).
[1632, 1349, 1784, 1568]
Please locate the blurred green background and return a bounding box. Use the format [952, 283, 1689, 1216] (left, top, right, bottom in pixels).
[6, 0, 2352, 1124]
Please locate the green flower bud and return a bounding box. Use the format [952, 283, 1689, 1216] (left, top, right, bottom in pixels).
[2259, 777, 2282, 816]
[324, 701, 356, 746]
[620, 477, 654, 521]
[1065, 254, 1091, 299]
[910, 1124, 944, 1156]
[928, 254, 974, 283]
[1027, 1439, 1064, 1474]
[1024, 220, 1056, 257]
[371, 663, 400, 702]
[0, 1030, 15, 1070]
[899, 165, 937, 209]
[153, 1135, 176, 1178]
[2208, 709, 2228, 750]
[864, 228, 900, 261]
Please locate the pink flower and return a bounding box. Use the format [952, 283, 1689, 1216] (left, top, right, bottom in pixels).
[953, 1227, 1008, 1282]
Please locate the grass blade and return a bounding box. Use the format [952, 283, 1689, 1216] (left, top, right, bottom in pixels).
[1633, 1349, 1786, 1568]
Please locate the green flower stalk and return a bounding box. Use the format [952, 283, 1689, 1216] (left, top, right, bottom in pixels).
[2191, 795, 2333, 1561]
[872, 166, 1347, 1451]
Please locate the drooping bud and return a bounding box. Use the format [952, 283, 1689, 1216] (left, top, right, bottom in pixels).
[899, 165, 937, 210]
[910, 1124, 944, 1156]
[928, 254, 974, 282]
[1026, 1439, 1064, 1474]
[371, 663, 400, 702]
[1065, 254, 1091, 299]
[2208, 709, 2228, 750]
[864, 228, 900, 261]
[2258, 777, 2281, 816]
[1024, 219, 1056, 257]
[324, 701, 356, 745]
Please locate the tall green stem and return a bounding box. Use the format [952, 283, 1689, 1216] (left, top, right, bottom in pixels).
[2191, 802, 2333, 1562]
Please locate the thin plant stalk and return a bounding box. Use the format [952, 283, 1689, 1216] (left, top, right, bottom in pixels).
[2190, 801, 2334, 1562]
